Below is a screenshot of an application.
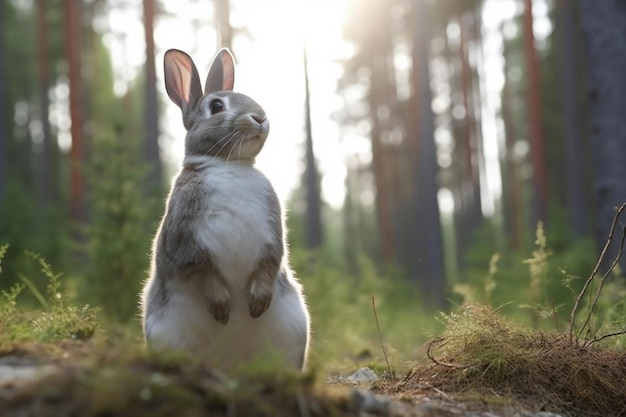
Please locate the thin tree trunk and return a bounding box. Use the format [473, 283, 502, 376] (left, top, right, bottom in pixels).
[438, 20, 466, 276]
[0, 1, 8, 201]
[501, 40, 524, 251]
[459, 12, 482, 228]
[579, 0, 626, 271]
[368, 58, 394, 265]
[64, 0, 86, 224]
[143, 0, 162, 193]
[37, 0, 58, 207]
[523, 0, 548, 225]
[557, 0, 586, 237]
[343, 160, 359, 275]
[303, 48, 322, 249]
[411, 0, 445, 305]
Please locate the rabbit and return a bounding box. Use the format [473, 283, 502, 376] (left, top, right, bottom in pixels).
[141, 48, 310, 371]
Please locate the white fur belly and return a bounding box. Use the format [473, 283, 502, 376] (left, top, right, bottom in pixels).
[147, 277, 308, 370]
[195, 165, 274, 285]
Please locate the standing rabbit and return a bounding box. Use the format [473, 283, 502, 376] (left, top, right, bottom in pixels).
[141, 48, 310, 371]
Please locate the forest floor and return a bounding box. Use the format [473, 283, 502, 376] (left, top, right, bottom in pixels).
[0, 341, 562, 417]
[1, 304, 624, 417]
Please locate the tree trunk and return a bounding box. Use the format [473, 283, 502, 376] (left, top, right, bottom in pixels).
[501, 34, 524, 251]
[579, 0, 626, 271]
[557, 0, 587, 237]
[0, 1, 7, 201]
[143, 0, 162, 194]
[410, 0, 446, 305]
[523, 0, 548, 226]
[303, 49, 322, 249]
[459, 12, 482, 231]
[37, 0, 58, 207]
[64, 0, 86, 224]
[343, 160, 359, 275]
[368, 43, 394, 265]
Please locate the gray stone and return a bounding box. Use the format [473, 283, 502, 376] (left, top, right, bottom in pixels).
[347, 367, 379, 384]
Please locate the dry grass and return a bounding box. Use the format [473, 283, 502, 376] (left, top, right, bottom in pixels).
[382, 304, 626, 416]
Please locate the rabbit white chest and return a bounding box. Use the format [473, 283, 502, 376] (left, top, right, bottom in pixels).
[195, 162, 276, 286]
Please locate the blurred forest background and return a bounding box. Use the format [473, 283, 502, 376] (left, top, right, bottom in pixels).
[0, 0, 625, 335]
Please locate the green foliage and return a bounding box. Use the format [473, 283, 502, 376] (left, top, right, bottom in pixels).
[0, 247, 99, 346]
[81, 128, 157, 322]
[0, 179, 68, 292]
[293, 249, 440, 373]
[457, 219, 596, 327]
[453, 216, 626, 348]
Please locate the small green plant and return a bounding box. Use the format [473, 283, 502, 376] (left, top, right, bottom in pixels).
[458, 219, 597, 328]
[518, 222, 563, 326]
[453, 253, 500, 305]
[81, 127, 159, 322]
[0, 247, 100, 346]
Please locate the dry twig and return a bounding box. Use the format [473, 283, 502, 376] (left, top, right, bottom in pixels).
[568, 202, 626, 343]
[426, 337, 470, 369]
[371, 296, 393, 377]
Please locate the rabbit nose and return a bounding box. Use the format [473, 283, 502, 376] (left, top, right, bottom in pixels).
[251, 114, 266, 125]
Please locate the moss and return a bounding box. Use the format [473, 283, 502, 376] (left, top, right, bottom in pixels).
[0, 337, 358, 417]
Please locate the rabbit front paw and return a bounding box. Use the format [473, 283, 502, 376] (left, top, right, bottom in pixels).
[248, 275, 274, 318]
[203, 280, 232, 324]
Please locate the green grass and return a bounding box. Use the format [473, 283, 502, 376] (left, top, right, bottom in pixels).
[0, 247, 99, 349]
[294, 251, 441, 375]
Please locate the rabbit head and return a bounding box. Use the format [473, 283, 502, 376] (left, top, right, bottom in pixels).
[164, 48, 270, 161]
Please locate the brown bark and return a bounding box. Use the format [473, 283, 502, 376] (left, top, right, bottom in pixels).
[409, 0, 446, 305]
[557, 0, 587, 237]
[523, 0, 548, 225]
[37, 0, 58, 207]
[64, 0, 85, 223]
[143, 0, 162, 192]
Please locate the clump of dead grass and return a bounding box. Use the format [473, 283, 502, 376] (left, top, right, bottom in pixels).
[385, 203, 626, 416]
[391, 304, 626, 415]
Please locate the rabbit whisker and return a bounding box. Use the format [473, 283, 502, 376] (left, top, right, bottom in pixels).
[199, 123, 237, 131]
[205, 130, 237, 156]
[235, 134, 245, 166]
[226, 134, 244, 165]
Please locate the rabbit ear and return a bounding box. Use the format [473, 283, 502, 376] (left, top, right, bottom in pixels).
[164, 49, 203, 112]
[205, 48, 235, 94]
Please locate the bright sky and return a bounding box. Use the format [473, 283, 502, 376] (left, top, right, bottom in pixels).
[101, 0, 552, 212]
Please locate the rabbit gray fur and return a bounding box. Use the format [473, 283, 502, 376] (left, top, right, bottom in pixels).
[141, 48, 310, 371]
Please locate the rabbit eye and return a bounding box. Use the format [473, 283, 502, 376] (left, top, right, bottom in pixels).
[209, 99, 224, 114]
